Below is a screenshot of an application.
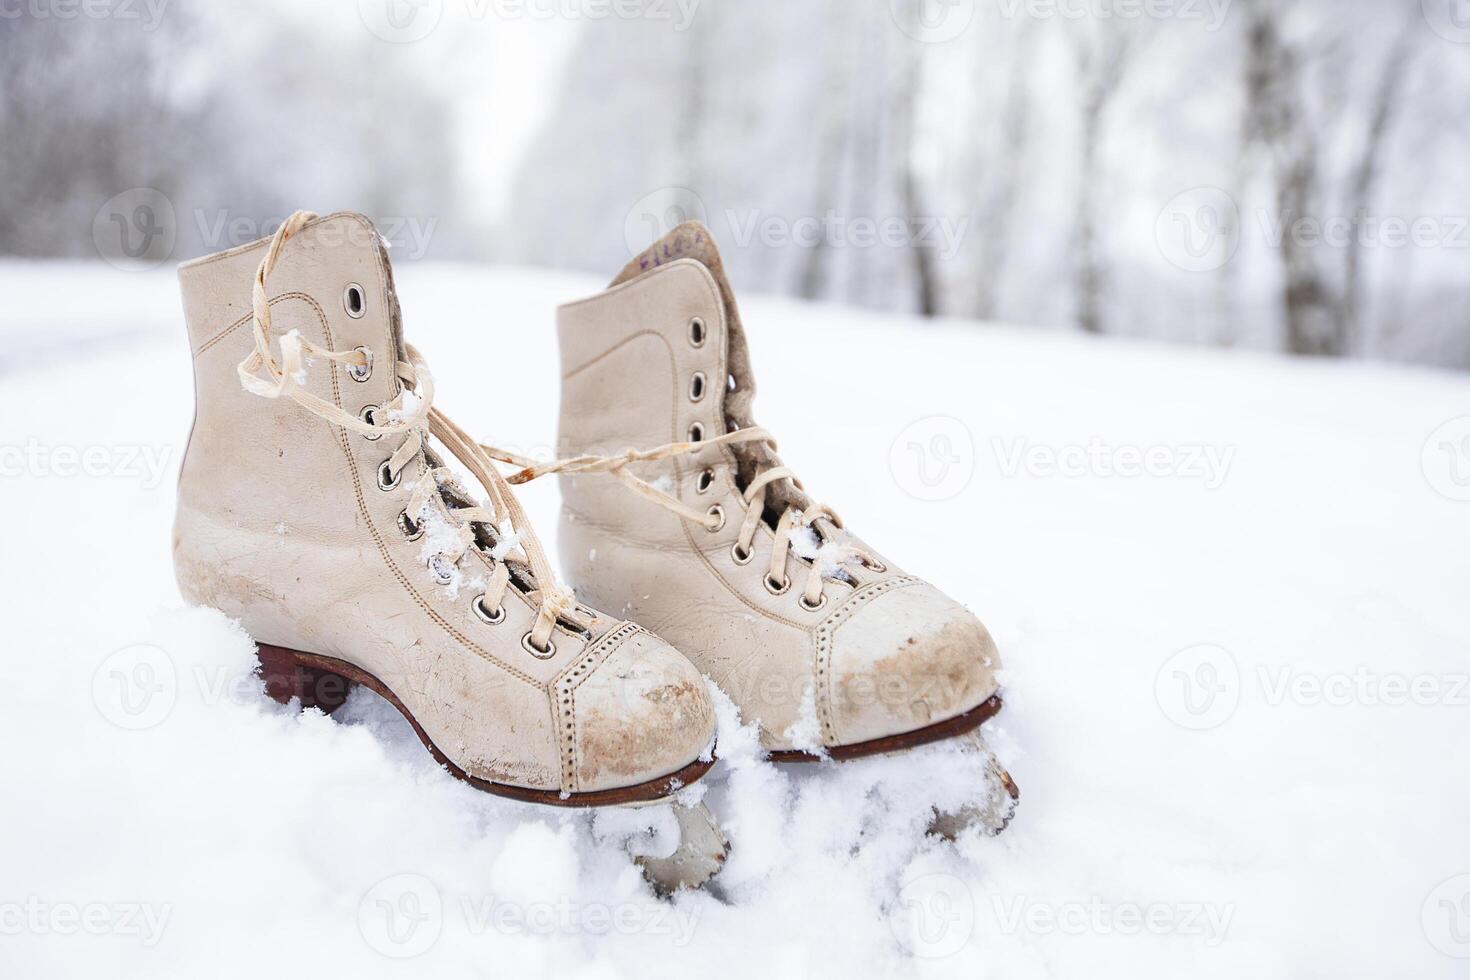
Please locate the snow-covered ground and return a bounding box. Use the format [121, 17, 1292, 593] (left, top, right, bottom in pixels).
[2, 259, 1468, 979]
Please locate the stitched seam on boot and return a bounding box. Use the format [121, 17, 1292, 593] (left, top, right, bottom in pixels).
[555, 622, 641, 793]
[814, 576, 923, 746]
[566, 272, 807, 636]
[194, 293, 314, 358]
[236, 294, 542, 696]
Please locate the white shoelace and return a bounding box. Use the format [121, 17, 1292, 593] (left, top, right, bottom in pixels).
[236, 210, 581, 651]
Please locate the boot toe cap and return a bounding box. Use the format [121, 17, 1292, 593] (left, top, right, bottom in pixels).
[826, 582, 1001, 748]
[568, 626, 716, 794]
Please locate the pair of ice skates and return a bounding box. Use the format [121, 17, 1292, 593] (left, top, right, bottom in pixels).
[173, 211, 1014, 892]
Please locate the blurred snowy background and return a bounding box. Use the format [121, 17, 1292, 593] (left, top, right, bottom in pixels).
[4, 0, 1468, 367]
[5, 3, 1470, 978]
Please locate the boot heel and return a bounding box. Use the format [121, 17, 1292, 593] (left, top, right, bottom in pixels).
[256, 643, 353, 714]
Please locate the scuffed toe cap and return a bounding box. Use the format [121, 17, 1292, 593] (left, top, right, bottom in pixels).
[825, 581, 1001, 748]
[566, 625, 716, 794]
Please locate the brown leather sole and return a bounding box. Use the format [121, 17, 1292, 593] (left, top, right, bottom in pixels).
[767, 693, 1007, 764]
[255, 643, 714, 808]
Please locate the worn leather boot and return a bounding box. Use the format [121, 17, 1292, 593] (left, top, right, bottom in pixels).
[505, 224, 1011, 809]
[173, 211, 726, 888]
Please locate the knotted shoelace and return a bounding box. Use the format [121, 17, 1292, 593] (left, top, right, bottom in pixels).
[236, 210, 581, 652]
[484, 429, 882, 608]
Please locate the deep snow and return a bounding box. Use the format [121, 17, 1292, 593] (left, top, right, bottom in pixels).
[1, 259, 1468, 978]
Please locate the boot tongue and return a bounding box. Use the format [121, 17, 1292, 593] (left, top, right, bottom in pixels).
[611, 220, 729, 290]
[614, 221, 816, 523]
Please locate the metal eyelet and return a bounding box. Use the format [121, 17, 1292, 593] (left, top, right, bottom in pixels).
[764, 573, 791, 596]
[861, 556, 888, 574]
[427, 555, 456, 585]
[348, 345, 372, 381]
[688, 421, 705, 442]
[799, 592, 827, 612]
[397, 509, 423, 541]
[730, 542, 753, 565]
[343, 284, 366, 319]
[705, 504, 725, 533]
[696, 469, 715, 494]
[689, 372, 707, 402]
[473, 595, 505, 625]
[359, 404, 383, 440]
[376, 459, 401, 491]
[521, 632, 556, 659]
[689, 316, 707, 347]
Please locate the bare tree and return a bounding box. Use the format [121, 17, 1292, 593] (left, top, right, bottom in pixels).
[1241, 1, 1342, 356]
[967, 21, 1035, 321]
[1342, 25, 1417, 355]
[799, 13, 859, 302]
[893, 17, 938, 317]
[1071, 23, 1137, 335]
